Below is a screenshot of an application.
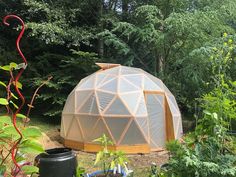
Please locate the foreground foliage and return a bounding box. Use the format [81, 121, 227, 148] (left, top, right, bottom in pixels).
[0, 62, 44, 176]
[158, 35, 236, 177]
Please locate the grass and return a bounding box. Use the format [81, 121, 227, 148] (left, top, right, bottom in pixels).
[29, 116, 60, 132]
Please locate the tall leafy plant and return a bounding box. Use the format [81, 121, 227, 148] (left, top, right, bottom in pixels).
[93, 134, 128, 177]
[163, 35, 236, 177]
[0, 15, 44, 176]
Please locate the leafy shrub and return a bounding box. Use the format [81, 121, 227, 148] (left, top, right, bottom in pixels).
[0, 62, 44, 176]
[161, 34, 236, 177]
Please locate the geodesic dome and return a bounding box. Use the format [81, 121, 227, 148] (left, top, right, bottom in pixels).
[60, 63, 183, 153]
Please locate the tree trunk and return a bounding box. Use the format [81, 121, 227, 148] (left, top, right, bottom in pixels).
[98, 0, 104, 57]
[157, 55, 164, 74]
[122, 0, 129, 20]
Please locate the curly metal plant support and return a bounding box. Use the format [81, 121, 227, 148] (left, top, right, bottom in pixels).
[3, 15, 27, 173]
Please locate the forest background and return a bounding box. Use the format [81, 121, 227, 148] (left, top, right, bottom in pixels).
[1, 0, 236, 130]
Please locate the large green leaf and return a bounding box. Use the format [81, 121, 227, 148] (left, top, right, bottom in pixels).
[16, 113, 27, 119]
[21, 165, 39, 175]
[0, 65, 10, 71]
[11, 92, 18, 100]
[0, 81, 6, 88]
[16, 155, 26, 163]
[0, 115, 11, 124]
[94, 151, 103, 165]
[20, 140, 44, 154]
[14, 81, 22, 89]
[10, 62, 18, 69]
[22, 127, 42, 138]
[0, 165, 6, 175]
[0, 98, 8, 105]
[3, 125, 20, 137]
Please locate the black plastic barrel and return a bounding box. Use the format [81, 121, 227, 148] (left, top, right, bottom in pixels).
[35, 148, 77, 177]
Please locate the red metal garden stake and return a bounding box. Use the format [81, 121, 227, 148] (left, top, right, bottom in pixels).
[3, 15, 27, 175]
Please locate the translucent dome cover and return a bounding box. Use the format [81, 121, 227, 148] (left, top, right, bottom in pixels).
[61, 63, 183, 153]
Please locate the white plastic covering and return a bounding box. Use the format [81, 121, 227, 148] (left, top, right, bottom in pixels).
[61, 63, 183, 149]
[146, 94, 165, 148]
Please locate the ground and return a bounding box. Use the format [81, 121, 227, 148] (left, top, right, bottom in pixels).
[32, 118, 169, 177]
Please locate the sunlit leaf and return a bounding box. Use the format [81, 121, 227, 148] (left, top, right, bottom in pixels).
[21, 165, 39, 175]
[94, 151, 103, 165]
[10, 62, 18, 69]
[0, 98, 9, 105]
[0, 81, 7, 88]
[203, 110, 211, 116]
[20, 140, 44, 154]
[22, 127, 42, 138]
[13, 81, 23, 89]
[16, 156, 26, 163]
[3, 125, 19, 137]
[10, 100, 19, 109]
[11, 92, 18, 99]
[0, 115, 11, 124]
[0, 166, 6, 175]
[16, 113, 27, 119]
[0, 65, 10, 71]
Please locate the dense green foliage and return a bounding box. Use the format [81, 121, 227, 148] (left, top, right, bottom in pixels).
[0, 62, 43, 176]
[158, 38, 236, 177]
[0, 0, 236, 122]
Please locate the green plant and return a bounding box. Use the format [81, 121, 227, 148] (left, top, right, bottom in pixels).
[0, 62, 44, 176]
[0, 15, 45, 176]
[76, 165, 86, 177]
[93, 134, 128, 177]
[161, 34, 236, 177]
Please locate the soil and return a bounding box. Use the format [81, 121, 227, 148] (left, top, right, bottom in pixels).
[38, 128, 169, 176]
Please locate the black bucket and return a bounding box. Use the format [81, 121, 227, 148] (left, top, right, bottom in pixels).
[35, 148, 77, 177]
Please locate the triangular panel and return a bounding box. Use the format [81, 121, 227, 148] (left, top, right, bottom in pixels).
[95, 74, 107, 86]
[144, 72, 164, 90]
[67, 118, 83, 141]
[143, 76, 162, 91]
[78, 115, 99, 141]
[167, 95, 180, 113]
[60, 118, 66, 137]
[76, 77, 89, 88]
[61, 115, 74, 137]
[163, 84, 172, 95]
[120, 92, 141, 114]
[78, 75, 95, 90]
[172, 115, 183, 139]
[78, 93, 99, 114]
[96, 91, 115, 112]
[104, 97, 131, 115]
[135, 117, 149, 141]
[150, 139, 158, 149]
[123, 74, 143, 89]
[63, 91, 75, 114]
[75, 90, 93, 112]
[120, 121, 147, 145]
[119, 78, 139, 93]
[99, 78, 118, 93]
[120, 66, 140, 75]
[135, 95, 148, 116]
[89, 119, 112, 143]
[98, 75, 116, 88]
[104, 117, 130, 143]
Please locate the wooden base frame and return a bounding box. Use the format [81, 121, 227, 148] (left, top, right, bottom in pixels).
[63, 138, 151, 154]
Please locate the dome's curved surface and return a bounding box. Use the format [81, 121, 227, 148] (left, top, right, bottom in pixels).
[61, 64, 183, 153]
